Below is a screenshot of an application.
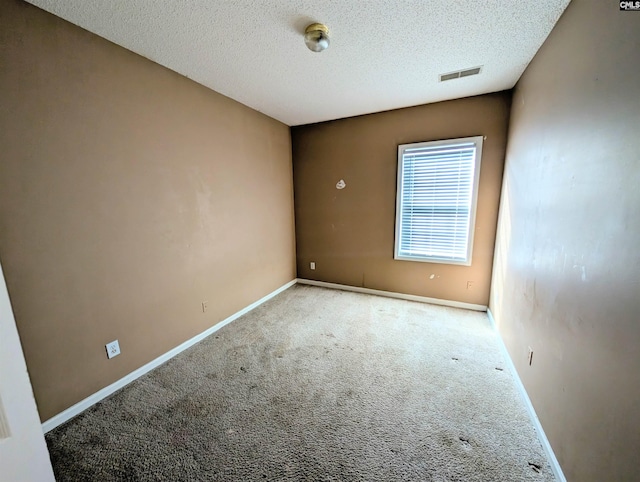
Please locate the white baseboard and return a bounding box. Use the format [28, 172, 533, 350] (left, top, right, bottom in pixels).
[42, 279, 297, 433]
[41, 277, 487, 434]
[42, 277, 561, 482]
[296, 278, 487, 312]
[486, 309, 566, 482]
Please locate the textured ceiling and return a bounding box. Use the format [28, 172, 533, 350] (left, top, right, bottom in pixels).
[26, 0, 570, 126]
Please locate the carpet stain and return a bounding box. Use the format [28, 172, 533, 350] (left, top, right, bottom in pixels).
[529, 462, 543, 473]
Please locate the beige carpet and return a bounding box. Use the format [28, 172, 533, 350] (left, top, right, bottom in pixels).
[46, 285, 554, 481]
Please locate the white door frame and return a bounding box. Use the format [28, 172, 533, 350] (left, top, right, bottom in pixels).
[0, 261, 55, 481]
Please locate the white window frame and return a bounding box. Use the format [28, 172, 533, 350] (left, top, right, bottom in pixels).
[394, 136, 483, 266]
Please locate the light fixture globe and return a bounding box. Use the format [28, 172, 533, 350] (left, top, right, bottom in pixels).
[304, 23, 330, 52]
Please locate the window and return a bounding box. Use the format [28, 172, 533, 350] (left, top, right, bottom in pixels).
[394, 136, 483, 265]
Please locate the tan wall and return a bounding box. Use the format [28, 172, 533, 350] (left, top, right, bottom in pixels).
[491, 1, 640, 480]
[0, 0, 296, 421]
[292, 93, 510, 306]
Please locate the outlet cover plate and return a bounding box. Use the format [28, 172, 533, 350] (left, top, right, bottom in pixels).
[106, 340, 120, 359]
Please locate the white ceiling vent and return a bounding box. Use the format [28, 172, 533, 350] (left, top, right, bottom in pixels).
[439, 66, 483, 82]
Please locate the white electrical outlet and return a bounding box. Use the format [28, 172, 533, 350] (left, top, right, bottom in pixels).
[310, 262, 316, 270]
[106, 340, 120, 359]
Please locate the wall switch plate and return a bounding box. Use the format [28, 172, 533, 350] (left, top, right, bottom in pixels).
[310, 262, 316, 270]
[106, 340, 120, 359]
[202, 301, 209, 313]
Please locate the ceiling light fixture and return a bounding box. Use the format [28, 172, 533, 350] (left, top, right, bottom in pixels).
[304, 23, 330, 52]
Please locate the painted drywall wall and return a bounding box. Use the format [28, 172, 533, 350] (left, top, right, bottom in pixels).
[0, 261, 55, 481]
[292, 93, 510, 306]
[490, 1, 640, 480]
[0, 0, 295, 421]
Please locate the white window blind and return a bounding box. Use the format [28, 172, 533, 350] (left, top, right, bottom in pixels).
[394, 136, 483, 265]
